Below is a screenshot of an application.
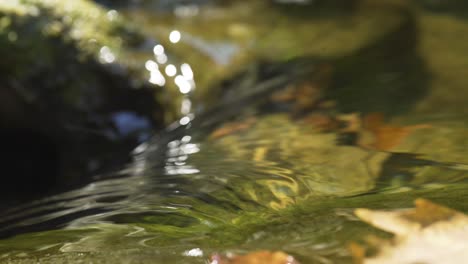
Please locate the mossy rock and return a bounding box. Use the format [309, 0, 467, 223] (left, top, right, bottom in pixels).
[0, 0, 164, 196]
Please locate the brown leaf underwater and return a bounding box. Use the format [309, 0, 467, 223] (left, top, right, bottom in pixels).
[210, 250, 300, 264]
[210, 117, 257, 139]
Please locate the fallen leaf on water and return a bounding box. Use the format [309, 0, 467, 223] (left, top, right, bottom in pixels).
[270, 81, 323, 117]
[301, 113, 340, 132]
[358, 113, 431, 151]
[292, 82, 323, 114]
[210, 250, 300, 264]
[301, 112, 360, 133]
[271, 84, 298, 103]
[352, 198, 468, 264]
[210, 117, 256, 139]
[270, 64, 334, 117]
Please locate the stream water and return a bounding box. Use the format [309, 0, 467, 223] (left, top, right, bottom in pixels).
[1, 1, 468, 263]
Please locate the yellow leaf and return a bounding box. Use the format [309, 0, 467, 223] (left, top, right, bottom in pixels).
[352, 199, 468, 264]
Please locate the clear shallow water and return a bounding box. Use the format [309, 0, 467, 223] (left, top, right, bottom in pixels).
[1, 112, 467, 263]
[2, 0, 468, 263]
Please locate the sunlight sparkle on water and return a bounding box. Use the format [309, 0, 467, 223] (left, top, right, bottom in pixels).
[167, 140, 180, 149]
[175, 75, 192, 94]
[165, 166, 200, 175]
[181, 143, 200, 155]
[133, 142, 148, 155]
[149, 70, 165, 86]
[145, 60, 158, 71]
[169, 30, 181, 43]
[165, 64, 177, 77]
[179, 116, 191, 125]
[180, 63, 194, 80]
[106, 10, 118, 21]
[183, 248, 203, 257]
[156, 53, 168, 64]
[153, 44, 164, 56]
[181, 98, 192, 115]
[99, 46, 115, 63]
[181, 135, 191, 143]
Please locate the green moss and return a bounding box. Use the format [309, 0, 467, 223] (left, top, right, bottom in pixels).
[0, 0, 150, 78]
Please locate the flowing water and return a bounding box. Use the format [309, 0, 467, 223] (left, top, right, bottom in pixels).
[1, 1, 468, 263]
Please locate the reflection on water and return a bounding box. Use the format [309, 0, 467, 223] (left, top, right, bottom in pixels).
[2, 0, 468, 263]
[180, 32, 241, 65]
[99, 45, 116, 63]
[144, 27, 198, 133]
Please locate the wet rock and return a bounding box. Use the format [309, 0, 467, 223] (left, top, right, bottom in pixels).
[0, 0, 164, 199]
[160, 1, 425, 114]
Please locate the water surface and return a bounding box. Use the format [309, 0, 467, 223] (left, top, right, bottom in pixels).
[1, 1, 468, 263]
